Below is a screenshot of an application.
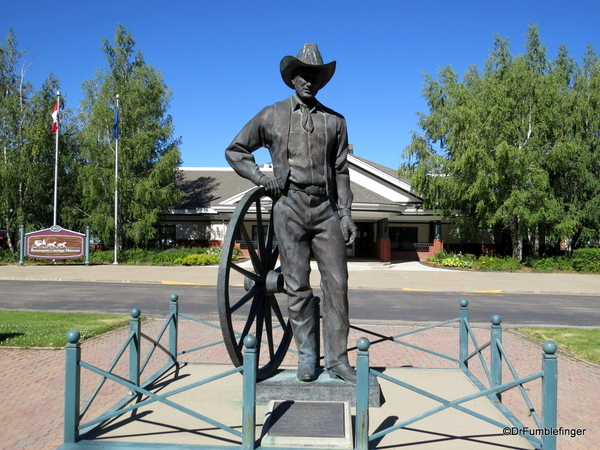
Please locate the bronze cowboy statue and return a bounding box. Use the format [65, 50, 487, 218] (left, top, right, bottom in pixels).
[225, 43, 357, 382]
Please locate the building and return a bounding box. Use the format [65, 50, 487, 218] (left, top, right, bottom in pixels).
[160, 153, 452, 261]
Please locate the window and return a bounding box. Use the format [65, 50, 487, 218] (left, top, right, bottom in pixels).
[390, 227, 418, 250]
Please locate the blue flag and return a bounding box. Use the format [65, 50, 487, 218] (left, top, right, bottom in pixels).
[113, 106, 119, 140]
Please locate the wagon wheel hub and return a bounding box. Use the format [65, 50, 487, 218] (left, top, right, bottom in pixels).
[243, 270, 284, 295]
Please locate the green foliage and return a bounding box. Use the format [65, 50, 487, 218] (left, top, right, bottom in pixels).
[439, 256, 474, 268]
[429, 251, 522, 271]
[173, 253, 220, 266]
[0, 310, 134, 347]
[0, 248, 17, 263]
[401, 25, 600, 259]
[0, 29, 80, 250]
[77, 25, 183, 249]
[428, 250, 475, 268]
[524, 256, 575, 272]
[430, 249, 600, 273]
[79, 247, 234, 265]
[572, 248, 600, 273]
[472, 255, 522, 271]
[0, 27, 183, 253]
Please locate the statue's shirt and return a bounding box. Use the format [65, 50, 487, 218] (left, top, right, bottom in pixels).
[289, 94, 326, 187]
[224, 94, 353, 214]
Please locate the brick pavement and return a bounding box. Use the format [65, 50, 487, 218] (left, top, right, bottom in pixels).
[0, 315, 598, 449]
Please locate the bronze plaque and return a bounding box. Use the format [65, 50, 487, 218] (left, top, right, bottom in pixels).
[267, 401, 345, 438]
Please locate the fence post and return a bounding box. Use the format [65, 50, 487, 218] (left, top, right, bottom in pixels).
[314, 296, 321, 368]
[459, 299, 469, 368]
[169, 294, 179, 362]
[490, 314, 503, 403]
[129, 308, 141, 387]
[85, 226, 90, 266]
[19, 225, 25, 266]
[242, 335, 257, 450]
[64, 330, 81, 444]
[356, 337, 370, 450]
[542, 341, 558, 450]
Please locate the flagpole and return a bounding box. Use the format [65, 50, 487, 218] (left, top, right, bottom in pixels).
[52, 91, 60, 226]
[113, 94, 119, 265]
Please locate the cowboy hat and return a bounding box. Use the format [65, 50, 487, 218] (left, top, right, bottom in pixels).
[280, 43, 336, 90]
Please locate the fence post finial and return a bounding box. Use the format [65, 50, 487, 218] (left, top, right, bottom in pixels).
[64, 330, 81, 443]
[542, 340, 558, 450]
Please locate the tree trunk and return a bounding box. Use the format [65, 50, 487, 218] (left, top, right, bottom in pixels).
[509, 215, 523, 260]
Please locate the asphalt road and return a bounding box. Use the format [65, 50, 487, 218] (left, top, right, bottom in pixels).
[0, 280, 598, 327]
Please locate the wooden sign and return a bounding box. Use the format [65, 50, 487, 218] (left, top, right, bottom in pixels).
[26, 226, 86, 260]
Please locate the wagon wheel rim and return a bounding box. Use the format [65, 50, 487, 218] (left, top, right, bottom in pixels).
[217, 187, 292, 380]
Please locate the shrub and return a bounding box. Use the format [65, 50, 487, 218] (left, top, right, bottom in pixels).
[427, 250, 452, 264]
[0, 248, 17, 263]
[148, 251, 187, 265]
[572, 248, 600, 273]
[473, 255, 522, 271]
[428, 251, 475, 268]
[525, 256, 575, 273]
[173, 253, 220, 266]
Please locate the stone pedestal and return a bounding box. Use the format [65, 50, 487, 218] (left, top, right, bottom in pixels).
[256, 369, 382, 407]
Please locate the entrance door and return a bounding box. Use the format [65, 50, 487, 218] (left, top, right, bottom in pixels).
[354, 222, 373, 258]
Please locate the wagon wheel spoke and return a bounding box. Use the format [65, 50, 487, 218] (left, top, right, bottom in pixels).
[230, 263, 261, 281]
[256, 200, 265, 260]
[269, 294, 287, 329]
[264, 216, 276, 267]
[240, 224, 262, 273]
[265, 296, 276, 359]
[271, 243, 279, 266]
[254, 297, 265, 356]
[237, 293, 262, 351]
[229, 283, 261, 314]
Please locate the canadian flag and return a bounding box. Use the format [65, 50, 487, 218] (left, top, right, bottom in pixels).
[51, 100, 59, 133]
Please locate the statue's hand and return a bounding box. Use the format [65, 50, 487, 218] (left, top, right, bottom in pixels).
[340, 215, 357, 246]
[259, 176, 281, 199]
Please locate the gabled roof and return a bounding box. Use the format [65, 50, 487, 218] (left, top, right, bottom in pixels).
[172, 155, 423, 217]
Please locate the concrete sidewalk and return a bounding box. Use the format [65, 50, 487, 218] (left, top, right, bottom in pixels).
[1, 260, 600, 294]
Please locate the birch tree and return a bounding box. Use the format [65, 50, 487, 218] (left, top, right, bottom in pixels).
[402, 26, 565, 259]
[0, 29, 71, 250]
[77, 25, 182, 248]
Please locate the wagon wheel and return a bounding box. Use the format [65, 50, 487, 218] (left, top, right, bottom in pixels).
[217, 186, 293, 380]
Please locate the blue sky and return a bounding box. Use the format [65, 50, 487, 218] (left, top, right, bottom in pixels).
[4, 1, 600, 170]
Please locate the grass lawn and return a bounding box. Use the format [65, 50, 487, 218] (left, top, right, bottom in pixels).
[0, 310, 136, 348]
[516, 327, 600, 365]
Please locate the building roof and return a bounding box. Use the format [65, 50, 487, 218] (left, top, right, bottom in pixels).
[172, 155, 424, 219]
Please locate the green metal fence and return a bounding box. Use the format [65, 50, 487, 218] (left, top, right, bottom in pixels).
[60, 296, 557, 450]
[354, 299, 558, 450]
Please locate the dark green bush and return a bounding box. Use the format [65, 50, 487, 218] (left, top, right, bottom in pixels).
[572, 248, 600, 273]
[0, 248, 17, 263]
[525, 256, 575, 272]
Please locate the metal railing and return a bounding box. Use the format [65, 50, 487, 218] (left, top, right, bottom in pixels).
[353, 299, 558, 450]
[61, 296, 558, 450]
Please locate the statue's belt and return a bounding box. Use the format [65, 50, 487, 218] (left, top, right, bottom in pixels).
[287, 182, 327, 196]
